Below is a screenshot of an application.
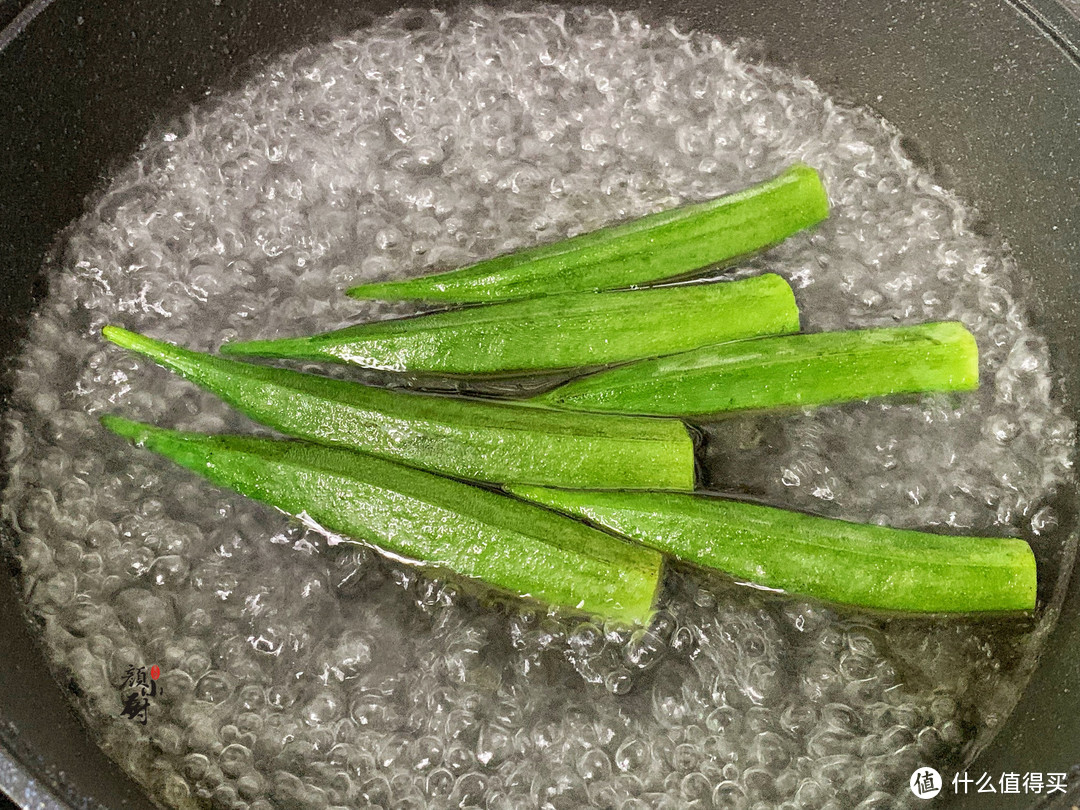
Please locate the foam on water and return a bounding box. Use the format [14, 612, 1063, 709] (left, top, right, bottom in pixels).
[2, 7, 1076, 810]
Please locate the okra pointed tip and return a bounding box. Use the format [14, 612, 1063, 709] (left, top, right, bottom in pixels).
[345, 280, 414, 301]
[218, 335, 321, 360]
[216, 340, 249, 356]
[100, 413, 151, 444]
[344, 282, 379, 300]
[216, 338, 264, 357]
[102, 324, 138, 348]
[101, 325, 174, 361]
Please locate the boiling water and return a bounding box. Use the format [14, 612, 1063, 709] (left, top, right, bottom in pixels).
[3, 7, 1076, 810]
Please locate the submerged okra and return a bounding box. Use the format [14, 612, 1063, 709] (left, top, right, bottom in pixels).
[220, 274, 799, 375]
[508, 487, 1036, 613]
[345, 164, 829, 303]
[535, 321, 979, 417]
[102, 326, 695, 490]
[102, 417, 663, 624]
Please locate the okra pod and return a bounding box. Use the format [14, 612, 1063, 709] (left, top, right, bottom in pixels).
[220, 274, 799, 375]
[508, 487, 1036, 613]
[345, 164, 829, 303]
[102, 327, 695, 490]
[102, 417, 664, 624]
[534, 322, 979, 417]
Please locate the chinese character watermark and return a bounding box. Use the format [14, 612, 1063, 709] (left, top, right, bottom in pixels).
[118, 664, 161, 725]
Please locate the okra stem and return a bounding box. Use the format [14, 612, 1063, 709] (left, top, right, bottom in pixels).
[534, 322, 979, 417]
[345, 164, 828, 303]
[102, 326, 695, 490]
[102, 417, 664, 624]
[507, 487, 1036, 613]
[221, 274, 799, 375]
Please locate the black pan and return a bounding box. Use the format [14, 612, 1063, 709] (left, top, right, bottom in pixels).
[1, 2, 1078, 809]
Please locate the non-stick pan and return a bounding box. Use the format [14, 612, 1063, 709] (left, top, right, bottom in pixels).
[1, 1, 1078, 809]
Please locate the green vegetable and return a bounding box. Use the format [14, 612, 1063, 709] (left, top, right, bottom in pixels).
[507, 487, 1036, 613]
[102, 417, 663, 624]
[534, 321, 979, 417]
[345, 164, 829, 303]
[102, 326, 695, 490]
[220, 274, 799, 375]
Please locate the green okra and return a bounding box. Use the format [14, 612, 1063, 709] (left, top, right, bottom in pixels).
[102, 326, 695, 490]
[220, 274, 799, 375]
[345, 164, 829, 303]
[102, 417, 663, 624]
[507, 487, 1036, 613]
[534, 321, 979, 417]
